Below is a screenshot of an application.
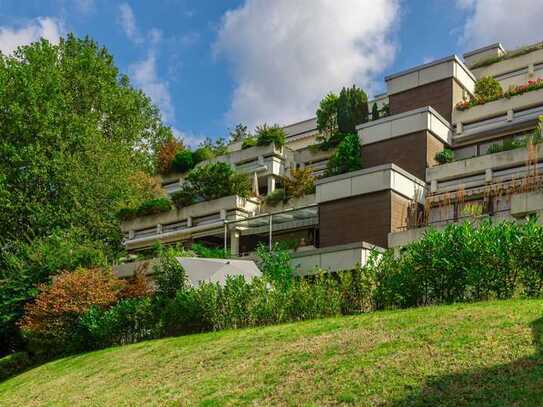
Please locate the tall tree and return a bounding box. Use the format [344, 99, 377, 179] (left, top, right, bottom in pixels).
[336, 85, 369, 134]
[0, 35, 170, 251]
[0, 35, 171, 354]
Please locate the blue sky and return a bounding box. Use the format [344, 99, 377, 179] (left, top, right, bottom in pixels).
[0, 0, 541, 146]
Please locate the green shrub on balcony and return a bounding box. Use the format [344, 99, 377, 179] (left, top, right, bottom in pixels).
[255, 124, 286, 148]
[456, 78, 543, 111]
[241, 137, 257, 149]
[265, 188, 287, 206]
[170, 189, 196, 209]
[434, 148, 454, 165]
[171, 162, 251, 209]
[325, 133, 362, 177]
[474, 76, 503, 101]
[171, 150, 195, 173]
[118, 197, 172, 221]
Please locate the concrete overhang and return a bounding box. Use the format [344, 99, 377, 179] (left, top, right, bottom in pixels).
[385, 55, 476, 96]
[315, 164, 426, 204]
[357, 106, 452, 146]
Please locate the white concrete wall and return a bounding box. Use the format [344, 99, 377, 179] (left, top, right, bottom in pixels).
[121, 195, 259, 233]
[471, 48, 543, 79]
[357, 106, 452, 146]
[463, 43, 505, 68]
[316, 164, 425, 204]
[290, 242, 382, 274]
[386, 56, 475, 95]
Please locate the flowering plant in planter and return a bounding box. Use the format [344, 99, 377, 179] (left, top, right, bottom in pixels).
[456, 78, 543, 111]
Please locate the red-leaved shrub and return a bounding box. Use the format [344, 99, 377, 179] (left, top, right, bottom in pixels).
[19, 268, 145, 355]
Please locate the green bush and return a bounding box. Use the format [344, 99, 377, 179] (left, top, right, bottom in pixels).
[474, 76, 503, 101]
[193, 147, 214, 164]
[191, 243, 229, 259]
[265, 188, 287, 206]
[184, 162, 251, 202]
[241, 137, 257, 149]
[170, 189, 196, 209]
[255, 124, 286, 148]
[371, 103, 379, 121]
[435, 148, 454, 164]
[256, 244, 293, 289]
[325, 133, 362, 176]
[153, 247, 189, 300]
[172, 149, 195, 173]
[369, 219, 543, 309]
[136, 198, 172, 217]
[75, 298, 156, 350]
[118, 197, 172, 220]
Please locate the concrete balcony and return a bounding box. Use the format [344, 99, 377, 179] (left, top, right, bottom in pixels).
[452, 87, 543, 126]
[316, 164, 425, 205]
[427, 145, 543, 195]
[122, 195, 260, 251]
[290, 242, 382, 274]
[510, 191, 543, 217]
[357, 106, 452, 146]
[470, 47, 543, 80]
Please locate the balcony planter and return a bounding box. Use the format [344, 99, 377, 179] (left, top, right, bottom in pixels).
[121, 195, 259, 232]
[452, 87, 543, 125]
[427, 145, 543, 183]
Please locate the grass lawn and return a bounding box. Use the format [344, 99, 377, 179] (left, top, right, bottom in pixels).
[1, 299, 543, 406]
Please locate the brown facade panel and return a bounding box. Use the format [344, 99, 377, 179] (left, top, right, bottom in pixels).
[390, 192, 411, 233]
[426, 133, 445, 169]
[389, 78, 453, 122]
[319, 191, 391, 248]
[361, 131, 429, 180]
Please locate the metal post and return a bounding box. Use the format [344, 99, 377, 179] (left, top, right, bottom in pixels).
[268, 214, 273, 251]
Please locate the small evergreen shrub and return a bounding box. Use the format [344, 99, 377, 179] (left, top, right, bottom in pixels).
[135, 197, 172, 217]
[255, 124, 286, 147]
[171, 149, 195, 173]
[371, 103, 379, 121]
[192, 146, 214, 164]
[241, 137, 257, 149]
[283, 167, 316, 198]
[265, 188, 287, 206]
[325, 133, 362, 176]
[171, 189, 196, 209]
[434, 148, 454, 164]
[474, 76, 503, 101]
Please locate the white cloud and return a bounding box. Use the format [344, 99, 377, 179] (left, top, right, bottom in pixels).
[172, 128, 205, 148]
[118, 3, 142, 44]
[130, 53, 174, 123]
[214, 0, 400, 128]
[457, 0, 543, 49]
[0, 17, 62, 56]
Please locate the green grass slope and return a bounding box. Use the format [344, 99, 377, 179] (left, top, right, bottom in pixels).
[1, 300, 543, 406]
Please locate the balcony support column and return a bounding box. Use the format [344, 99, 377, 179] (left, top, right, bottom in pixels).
[230, 228, 240, 256]
[267, 175, 277, 194]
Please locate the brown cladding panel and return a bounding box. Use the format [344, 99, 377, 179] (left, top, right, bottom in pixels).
[426, 133, 445, 169]
[390, 192, 410, 233]
[389, 78, 453, 122]
[361, 131, 428, 180]
[319, 191, 391, 248]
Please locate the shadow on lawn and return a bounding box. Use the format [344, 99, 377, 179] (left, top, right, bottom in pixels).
[391, 317, 543, 406]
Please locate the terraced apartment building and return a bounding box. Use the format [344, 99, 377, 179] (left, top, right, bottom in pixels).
[121, 41, 543, 274]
